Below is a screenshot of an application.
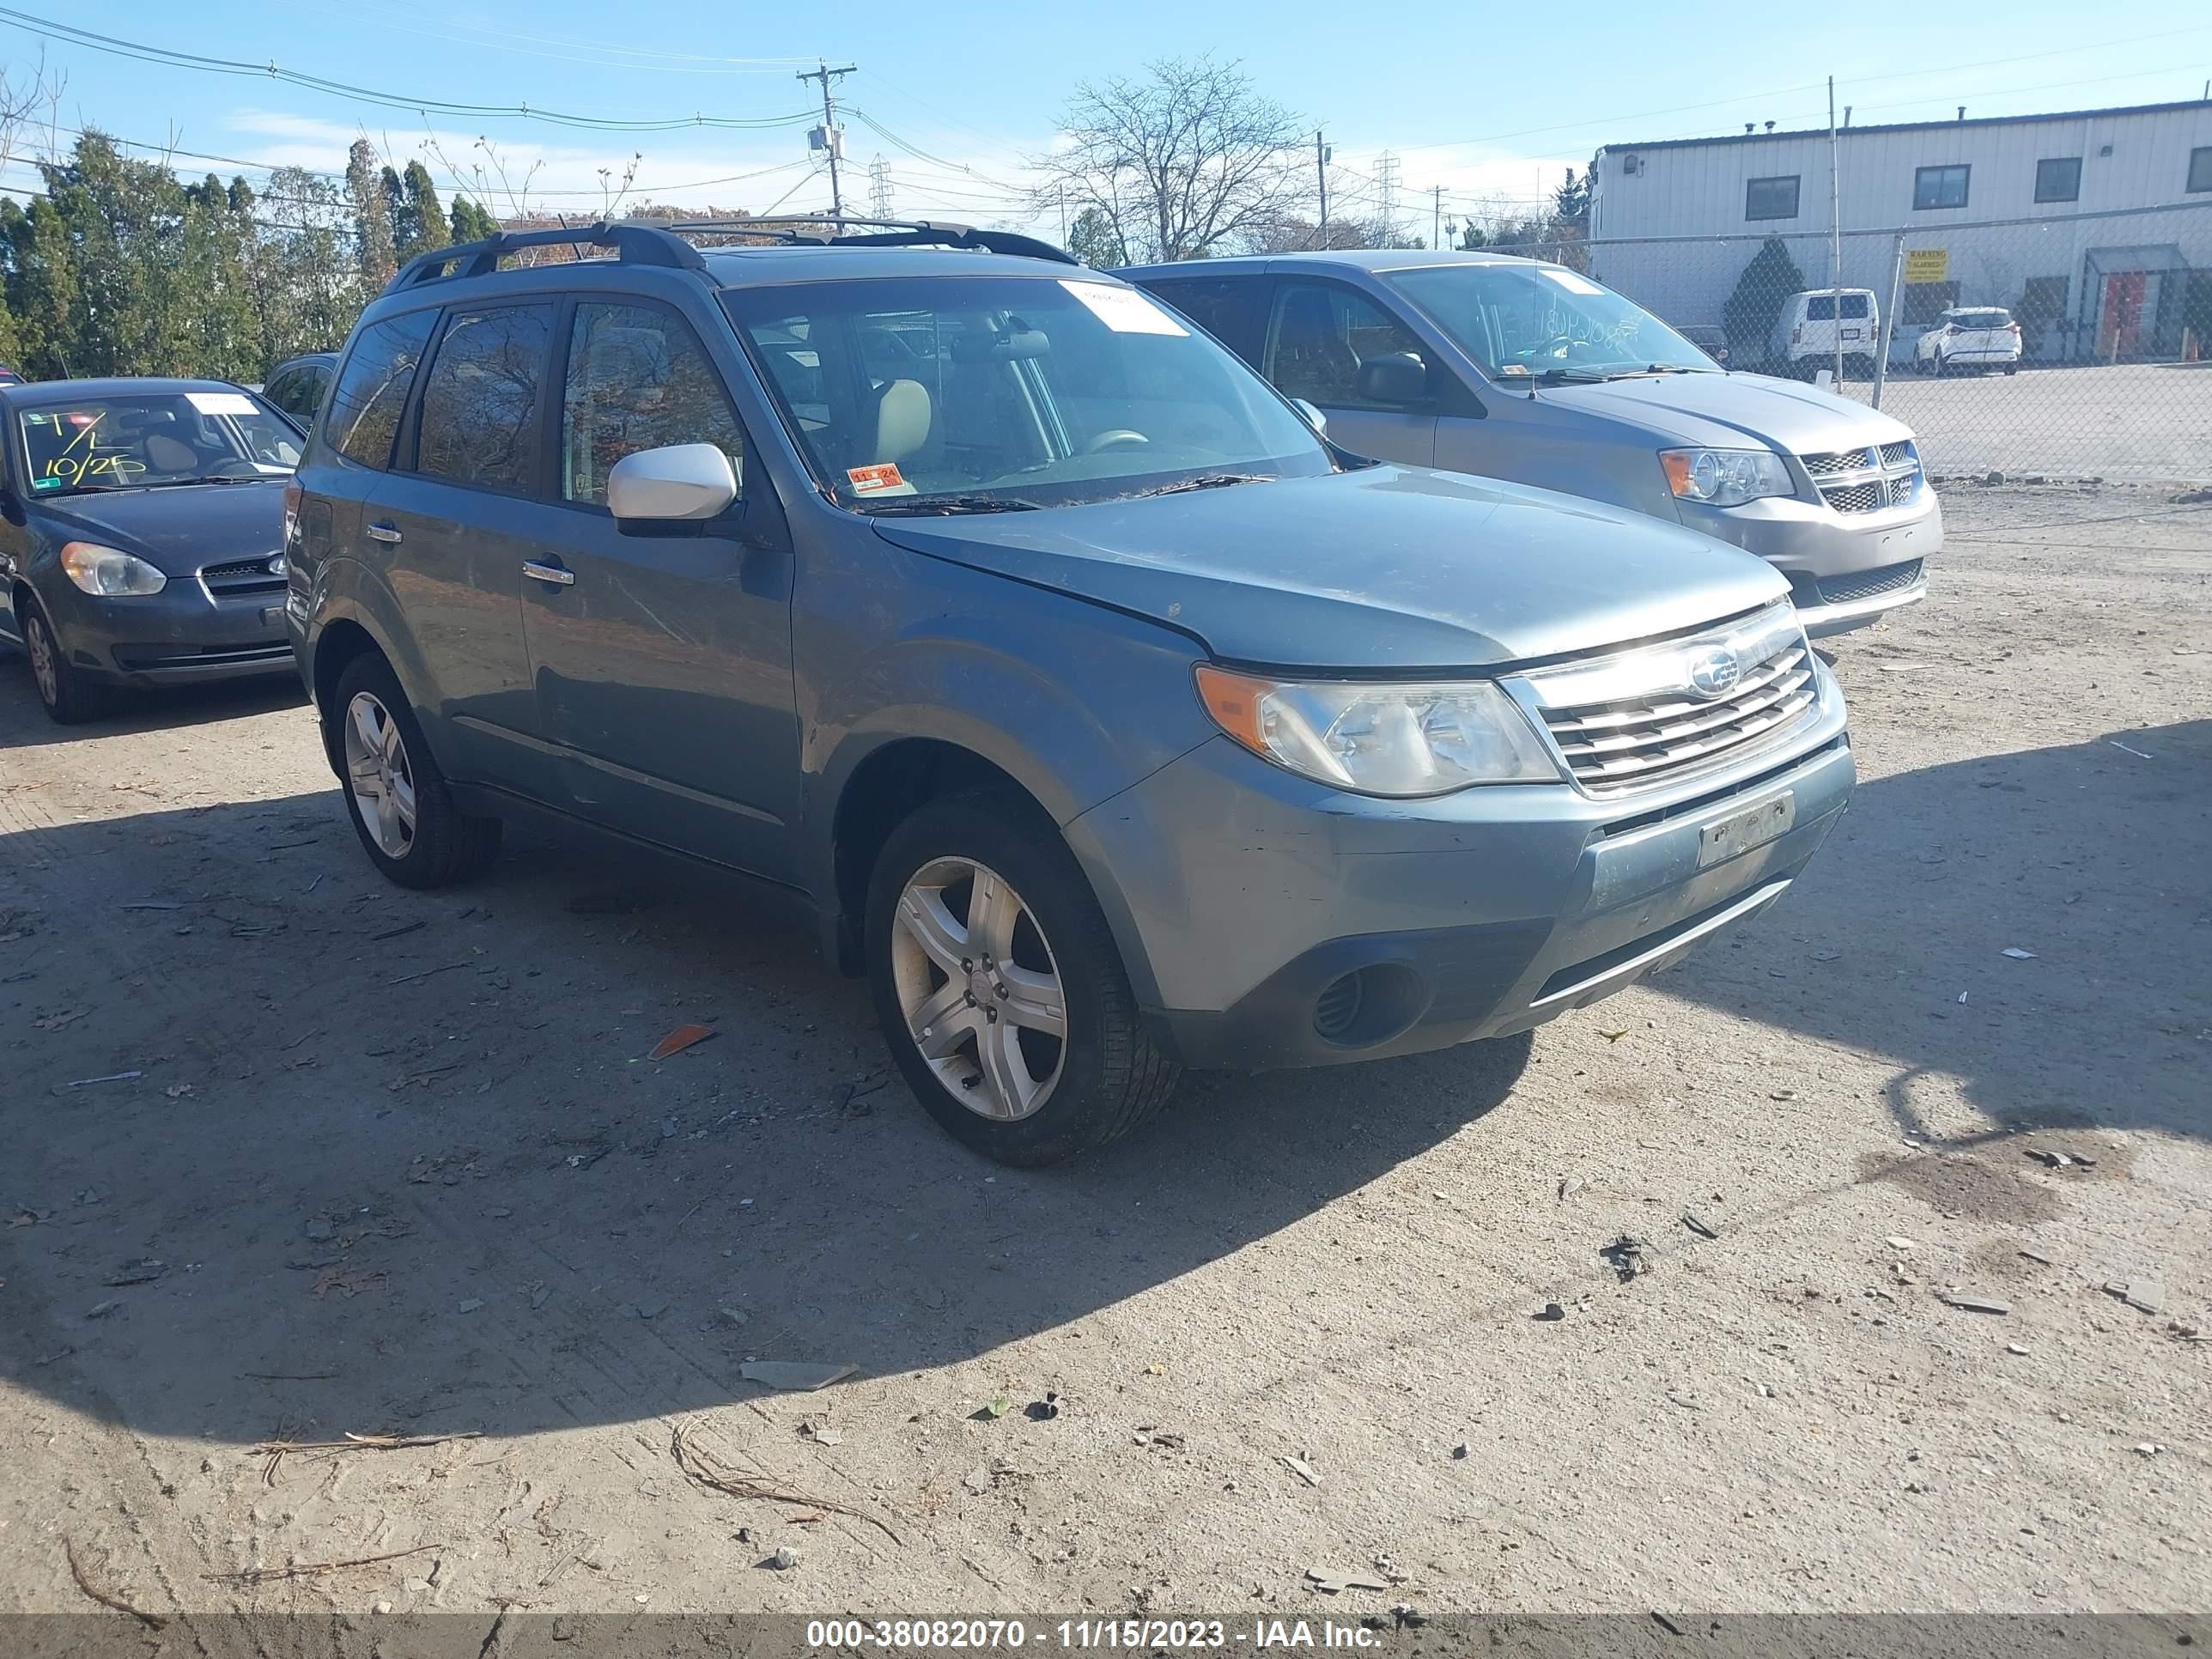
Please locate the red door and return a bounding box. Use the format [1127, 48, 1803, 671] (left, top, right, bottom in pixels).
[2100, 271, 2147, 359]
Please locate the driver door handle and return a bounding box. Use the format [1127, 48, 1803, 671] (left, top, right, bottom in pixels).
[365, 521, 402, 544]
[522, 560, 575, 587]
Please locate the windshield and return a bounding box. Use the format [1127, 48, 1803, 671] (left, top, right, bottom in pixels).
[17, 390, 301, 496]
[721, 275, 1334, 510]
[1386, 263, 1716, 382]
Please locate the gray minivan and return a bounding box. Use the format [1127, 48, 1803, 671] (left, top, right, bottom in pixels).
[1122, 251, 1936, 638]
[288, 218, 1855, 1165]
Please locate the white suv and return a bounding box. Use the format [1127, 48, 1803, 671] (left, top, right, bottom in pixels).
[1914, 307, 2022, 374]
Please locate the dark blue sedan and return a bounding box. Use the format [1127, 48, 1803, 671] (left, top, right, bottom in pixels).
[0, 378, 302, 722]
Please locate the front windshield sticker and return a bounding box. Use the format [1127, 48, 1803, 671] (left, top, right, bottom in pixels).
[847, 462, 909, 495]
[1540, 269, 1606, 296]
[185, 390, 259, 416]
[1058, 282, 1188, 337]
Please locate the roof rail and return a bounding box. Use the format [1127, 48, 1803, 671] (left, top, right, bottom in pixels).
[661, 215, 1079, 265]
[380, 214, 1077, 296]
[382, 221, 707, 294]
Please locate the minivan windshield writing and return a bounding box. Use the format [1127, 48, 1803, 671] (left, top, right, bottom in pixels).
[721, 276, 1334, 511]
[1385, 263, 1717, 382]
[17, 391, 301, 495]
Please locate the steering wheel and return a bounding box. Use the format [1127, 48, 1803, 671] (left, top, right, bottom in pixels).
[1082, 429, 1152, 455]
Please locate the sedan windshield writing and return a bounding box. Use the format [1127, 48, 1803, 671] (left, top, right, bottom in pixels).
[722, 276, 1334, 510]
[18, 392, 301, 495]
[1387, 264, 1715, 381]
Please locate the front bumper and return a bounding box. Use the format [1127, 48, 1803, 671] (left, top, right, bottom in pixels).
[1678, 486, 1940, 638]
[1065, 669, 1855, 1072]
[40, 574, 293, 687]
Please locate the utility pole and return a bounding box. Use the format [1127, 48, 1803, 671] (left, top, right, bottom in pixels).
[1315, 130, 1330, 247]
[1828, 75, 1844, 386]
[798, 60, 857, 216]
[1431, 184, 1443, 252]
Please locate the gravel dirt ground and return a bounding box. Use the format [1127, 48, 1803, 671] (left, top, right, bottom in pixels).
[1, 483, 2207, 1628]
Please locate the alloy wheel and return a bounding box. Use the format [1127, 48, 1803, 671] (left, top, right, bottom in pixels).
[25, 615, 58, 708]
[343, 690, 417, 860]
[890, 854, 1067, 1121]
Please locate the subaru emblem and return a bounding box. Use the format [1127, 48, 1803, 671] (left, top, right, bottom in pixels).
[1686, 646, 1741, 701]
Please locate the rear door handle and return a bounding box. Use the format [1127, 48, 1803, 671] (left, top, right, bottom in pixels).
[365, 522, 402, 544]
[522, 560, 575, 587]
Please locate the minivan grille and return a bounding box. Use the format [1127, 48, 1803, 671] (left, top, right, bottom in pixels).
[1521, 605, 1819, 794]
[1802, 439, 1921, 514]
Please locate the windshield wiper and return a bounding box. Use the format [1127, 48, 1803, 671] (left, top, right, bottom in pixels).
[854, 493, 1040, 516]
[1530, 366, 1616, 385]
[1123, 473, 1270, 500]
[145, 474, 270, 488]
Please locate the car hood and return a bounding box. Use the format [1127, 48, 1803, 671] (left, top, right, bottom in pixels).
[1536, 369, 1916, 453]
[870, 465, 1789, 671]
[33, 481, 289, 575]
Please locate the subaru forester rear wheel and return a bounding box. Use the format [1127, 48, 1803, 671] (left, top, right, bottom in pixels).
[867, 793, 1179, 1166]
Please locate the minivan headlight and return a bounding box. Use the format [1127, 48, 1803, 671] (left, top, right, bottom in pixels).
[59, 542, 167, 596]
[1660, 447, 1793, 508]
[1195, 665, 1559, 796]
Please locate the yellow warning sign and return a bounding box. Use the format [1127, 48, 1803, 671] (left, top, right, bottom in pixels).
[1905, 248, 1949, 285]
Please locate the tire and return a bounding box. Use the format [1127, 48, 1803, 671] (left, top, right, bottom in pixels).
[21, 597, 113, 725]
[866, 792, 1180, 1167]
[2004, 364, 2020, 375]
[330, 653, 501, 889]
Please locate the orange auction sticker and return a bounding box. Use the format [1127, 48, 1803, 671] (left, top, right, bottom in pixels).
[847, 463, 906, 494]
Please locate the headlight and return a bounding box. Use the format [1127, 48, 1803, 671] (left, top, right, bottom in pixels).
[1660, 447, 1794, 508]
[1195, 665, 1559, 796]
[59, 542, 167, 596]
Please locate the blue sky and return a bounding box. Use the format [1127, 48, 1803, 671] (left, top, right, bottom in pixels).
[3, 0, 2209, 233]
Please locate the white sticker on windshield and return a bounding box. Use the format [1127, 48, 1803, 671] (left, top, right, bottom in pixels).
[186, 391, 259, 416]
[1060, 281, 1188, 336]
[1540, 269, 1605, 296]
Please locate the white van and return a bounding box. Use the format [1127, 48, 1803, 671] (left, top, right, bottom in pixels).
[1770, 289, 1880, 380]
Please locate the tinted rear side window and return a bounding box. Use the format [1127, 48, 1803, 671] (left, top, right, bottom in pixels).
[416, 303, 555, 494]
[1141, 278, 1263, 360]
[326, 314, 436, 470]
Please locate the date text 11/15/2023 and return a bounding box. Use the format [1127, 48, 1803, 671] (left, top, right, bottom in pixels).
[804, 1621, 1387, 1650]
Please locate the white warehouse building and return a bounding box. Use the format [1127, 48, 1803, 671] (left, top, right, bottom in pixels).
[1586, 99, 2212, 365]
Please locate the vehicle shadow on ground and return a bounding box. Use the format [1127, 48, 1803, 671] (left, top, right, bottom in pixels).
[1651, 717, 2211, 1148]
[0, 642, 306, 750]
[0, 749, 1532, 1445]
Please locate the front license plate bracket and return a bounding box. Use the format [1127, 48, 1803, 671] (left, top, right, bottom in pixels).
[1698, 791, 1797, 869]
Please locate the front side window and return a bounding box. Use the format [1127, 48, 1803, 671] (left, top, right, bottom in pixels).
[327, 313, 436, 471]
[1264, 283, 1431, 408]
[722, 275, 1332, 512]
[17, 390, 301, 496]
[562, 301, 745, 507]
[1914, 164, 1970, 210]
[1387, 262, 1715, 382]
[1744, 175, 1800, 221]
[415, 303, 555, 493]
[2034, 157, 2081, 204]
[2191, 147, 2212, 193]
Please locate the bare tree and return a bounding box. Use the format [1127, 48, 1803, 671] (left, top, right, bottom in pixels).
[1033, 58, 1304, 264]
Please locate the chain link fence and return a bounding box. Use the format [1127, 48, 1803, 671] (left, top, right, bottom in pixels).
[1477, 199, 2212, 486]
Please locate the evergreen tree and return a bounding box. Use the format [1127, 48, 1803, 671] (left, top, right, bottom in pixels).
[403, 161, 448, 254]
[1723, 236, 1809, 360]
[448, 196, 500, 244]
[380, 163, 411, 258]
[1066, 206, 1124, 268]
[347, 139, 396, 287]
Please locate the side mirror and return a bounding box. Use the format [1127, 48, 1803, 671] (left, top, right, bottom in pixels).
[1292, 398, 1328, 436]
[607, 443, 738, 522]
[1356, 352, 1430, 406]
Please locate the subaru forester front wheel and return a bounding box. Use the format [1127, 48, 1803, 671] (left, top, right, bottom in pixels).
[866, 793, 1179, 1166]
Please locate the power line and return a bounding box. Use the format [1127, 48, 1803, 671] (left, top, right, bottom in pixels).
[0, 8, 820, 132]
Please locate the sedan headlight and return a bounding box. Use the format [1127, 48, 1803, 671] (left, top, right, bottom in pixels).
[59, 542, 167, 596]
[1660, 447, 1794, 508]
[1195, 665, 1559, 796]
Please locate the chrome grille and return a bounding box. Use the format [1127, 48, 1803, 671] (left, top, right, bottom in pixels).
[1520, 604, 1820, 794]
[1805, 438, 1921, 515]
[199, 556, 286, 599]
